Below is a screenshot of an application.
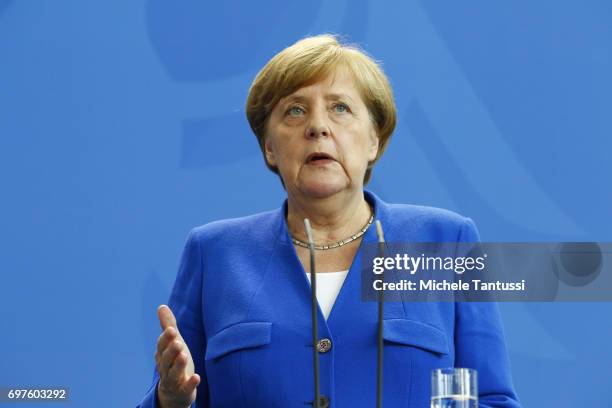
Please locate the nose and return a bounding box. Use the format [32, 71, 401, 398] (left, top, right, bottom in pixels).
[305, 107, 331, 139]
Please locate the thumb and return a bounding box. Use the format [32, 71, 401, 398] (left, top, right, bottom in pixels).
[157, 304, 177, 330]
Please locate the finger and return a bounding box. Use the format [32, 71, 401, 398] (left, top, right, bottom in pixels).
[157, 305, 178, 331]
[179, 373, 201, 396]
[159, 339, 184, 378]
[166, 351, 189, 389]
[156, 327, 178, 363]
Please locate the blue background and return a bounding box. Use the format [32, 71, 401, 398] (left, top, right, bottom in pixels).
[1, 1, 611, 406]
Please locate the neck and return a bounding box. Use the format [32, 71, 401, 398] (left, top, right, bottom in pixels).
[286, 189, 371, 244]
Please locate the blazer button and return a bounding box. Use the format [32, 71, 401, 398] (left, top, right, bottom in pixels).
[316, 338, 332, 353]
[311, 395, 330, 408]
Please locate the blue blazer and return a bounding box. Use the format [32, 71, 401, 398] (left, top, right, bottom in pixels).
[138, 190, 520, 407]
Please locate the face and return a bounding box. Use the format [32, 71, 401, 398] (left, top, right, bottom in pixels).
[264, 67, 379, 199]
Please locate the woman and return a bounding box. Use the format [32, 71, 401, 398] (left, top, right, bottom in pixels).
[137, 34, 520, 408]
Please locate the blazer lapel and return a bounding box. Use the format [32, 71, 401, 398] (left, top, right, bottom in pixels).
[269, 190, 410, 339]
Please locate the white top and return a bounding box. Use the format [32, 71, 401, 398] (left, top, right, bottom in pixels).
[305, 270, 349, 320]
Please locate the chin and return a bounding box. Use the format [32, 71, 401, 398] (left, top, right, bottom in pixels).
[298, 178, 349, 199]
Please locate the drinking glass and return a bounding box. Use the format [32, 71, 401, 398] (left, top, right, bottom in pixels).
[431, 368, 478, 408]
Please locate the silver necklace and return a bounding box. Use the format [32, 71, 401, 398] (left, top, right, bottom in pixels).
[291, 209, 374, 250]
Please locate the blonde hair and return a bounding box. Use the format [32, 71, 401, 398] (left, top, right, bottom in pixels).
[246, 33, 397, 184]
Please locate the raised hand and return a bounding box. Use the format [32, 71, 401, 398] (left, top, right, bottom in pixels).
[155, 305, 201, 408]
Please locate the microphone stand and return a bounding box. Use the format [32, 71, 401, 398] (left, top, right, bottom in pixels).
[303, 218, 386, 408]
[375, 220, 385, 408]
[304, 219, 320, 408]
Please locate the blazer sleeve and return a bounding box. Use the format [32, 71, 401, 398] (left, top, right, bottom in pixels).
[454, 218, 521, 408]
[137, 229, 209, 408]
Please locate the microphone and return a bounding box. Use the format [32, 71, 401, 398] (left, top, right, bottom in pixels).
[304, 219, 320, 408]
[303, 216, 386, 408]
[375, 220, 385, 408]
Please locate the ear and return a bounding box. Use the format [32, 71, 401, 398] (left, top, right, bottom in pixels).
[367, 128, 379, 163]
[264, 135, 277, 168]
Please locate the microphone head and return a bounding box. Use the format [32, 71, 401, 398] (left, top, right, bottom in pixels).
[303, 218, 315, 246]
[375, 220, 385, 243]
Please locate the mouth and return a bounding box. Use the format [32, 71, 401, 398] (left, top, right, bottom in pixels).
[305, 152, 336, 165]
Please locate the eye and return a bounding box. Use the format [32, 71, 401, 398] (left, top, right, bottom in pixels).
[286, 105, 305, 117]
[333, 103, 350, 113]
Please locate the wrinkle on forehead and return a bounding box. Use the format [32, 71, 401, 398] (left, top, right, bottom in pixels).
[279, 67, 361, 106]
